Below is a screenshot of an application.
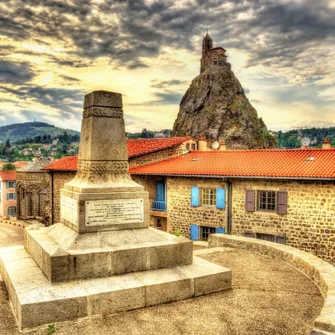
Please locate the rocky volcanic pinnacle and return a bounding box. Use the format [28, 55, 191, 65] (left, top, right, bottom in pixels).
[172, 65, 276, 149]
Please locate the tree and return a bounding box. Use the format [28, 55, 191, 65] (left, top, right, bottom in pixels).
[2, 163, 16, 170]
[5, 139, 10, 148]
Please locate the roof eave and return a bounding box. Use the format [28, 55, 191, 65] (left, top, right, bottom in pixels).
[129, 173, 335, 181]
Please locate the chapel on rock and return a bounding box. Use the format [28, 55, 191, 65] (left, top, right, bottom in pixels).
[200, 32, 230, 73]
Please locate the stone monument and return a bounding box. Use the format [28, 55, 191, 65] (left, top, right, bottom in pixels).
[0, 91, 232, 330]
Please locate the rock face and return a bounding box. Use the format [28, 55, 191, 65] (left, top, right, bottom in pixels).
[172, 65, 276, 149]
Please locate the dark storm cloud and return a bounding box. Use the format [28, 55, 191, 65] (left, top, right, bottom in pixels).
[59, 75, 81, 83]
[0, 84, 84, 117]
[1, 0, 335, 74]
[0, 60, 35, 84]
[151, 80, 188, 89]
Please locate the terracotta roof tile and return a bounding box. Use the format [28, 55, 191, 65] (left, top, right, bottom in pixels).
[129, 149, 335, 180]
[0, 170, 16, 181]
[42, 137, 190, 171]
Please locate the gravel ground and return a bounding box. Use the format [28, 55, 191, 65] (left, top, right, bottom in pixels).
[0, 245, 323, 335]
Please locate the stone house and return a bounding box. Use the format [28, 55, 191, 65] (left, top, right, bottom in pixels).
[0, 170, 17, 217]
[40, 137, 193, 224]
[129, 147, 335, 265]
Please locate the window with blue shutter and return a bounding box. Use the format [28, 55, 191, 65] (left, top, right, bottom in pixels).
[215, 227, 225, 234]
[216, 188, 226, 209]
[190, 224, 199, 240]
[191, 186, 199, 207]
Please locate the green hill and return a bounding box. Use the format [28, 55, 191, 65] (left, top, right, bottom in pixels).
[0, 122, 80, 143]
[276, 127, 335, 148]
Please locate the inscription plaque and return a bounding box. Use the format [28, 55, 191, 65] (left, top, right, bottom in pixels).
[85, 198, 144, 226]
[61, 196, 78, 225]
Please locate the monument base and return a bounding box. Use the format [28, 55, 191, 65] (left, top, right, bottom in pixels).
[24, 223, 194, 282]
[0, 246, 232, 330]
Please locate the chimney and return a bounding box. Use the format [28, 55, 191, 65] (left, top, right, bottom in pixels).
[198, 136, 207, 151]
[322, 138, 332, 149]
[218, 141, 226, 151]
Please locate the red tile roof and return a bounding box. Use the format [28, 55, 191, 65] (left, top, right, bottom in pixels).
[127, 137, 190, 157]
[0, 170, 16, 181]
[130, 149, 335, 180]
[42, 137, 190, 171]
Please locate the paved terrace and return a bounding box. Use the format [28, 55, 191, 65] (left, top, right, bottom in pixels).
[0, 224, 323, 335]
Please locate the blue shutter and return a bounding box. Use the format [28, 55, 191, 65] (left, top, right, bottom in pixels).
[6, 182, 9, 189]
[191, 186, 199, 207]
[13, 182, 16, 188]
[216, 188, 226, 209]
[6, 193, 9, 200]
[215, 227, 225, 234]
[14, 193, 16, 200]
[190, 224, 199, 241]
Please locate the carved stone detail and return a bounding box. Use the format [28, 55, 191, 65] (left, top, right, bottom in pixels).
[83, 106, 123, 119]
[78, 160, 129, 174]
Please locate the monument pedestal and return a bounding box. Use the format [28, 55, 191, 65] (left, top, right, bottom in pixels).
[0, 246, 231, 329]
[0, 90, 232, 330]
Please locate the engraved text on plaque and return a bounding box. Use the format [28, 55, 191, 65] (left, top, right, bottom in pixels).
[85, 198, 144, 226]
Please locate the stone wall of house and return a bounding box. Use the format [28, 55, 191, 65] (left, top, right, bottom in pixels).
[166, 177, 227, 236]
[231, 179, 335, 265]
[16, 171, 50, 218]
[129, 143, 189, 168]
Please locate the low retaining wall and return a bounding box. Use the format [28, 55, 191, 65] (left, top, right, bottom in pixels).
[209, 234, 335, 335]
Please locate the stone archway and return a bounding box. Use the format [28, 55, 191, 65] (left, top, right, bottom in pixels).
[26, 184, 40, 217]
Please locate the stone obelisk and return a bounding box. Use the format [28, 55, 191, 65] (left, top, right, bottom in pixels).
[0, 90, 231, 331]
[60, 90, 148, 233]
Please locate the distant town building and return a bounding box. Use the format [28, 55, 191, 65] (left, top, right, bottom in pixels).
[0, 170, 17, 217]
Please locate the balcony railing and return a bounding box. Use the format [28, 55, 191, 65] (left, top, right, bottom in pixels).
[151, 200, 167, 212]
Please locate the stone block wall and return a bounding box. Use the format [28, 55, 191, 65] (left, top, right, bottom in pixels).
[231, 179, 335, 265]
[166, 177, 227, 236]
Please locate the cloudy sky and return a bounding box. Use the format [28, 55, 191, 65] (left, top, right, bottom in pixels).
[0, 0, 334, 133]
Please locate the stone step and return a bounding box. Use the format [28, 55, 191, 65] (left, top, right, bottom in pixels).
[25, 223, 194, 282]
[0, 246, 232, 330]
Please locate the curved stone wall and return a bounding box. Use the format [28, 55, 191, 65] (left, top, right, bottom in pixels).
[208, 234, 335, 335]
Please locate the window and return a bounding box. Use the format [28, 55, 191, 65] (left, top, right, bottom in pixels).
[202, 188, 216, 206]
[191, 143, 196, 150]
[7, 206, 16, 216]
[256, 232, 275, 242]
[200, 226, 216, 241]
[186, 143, 190, 151]
[7, 182, 15, 189]
[191, 187, 225, 209]
[245, 232, 286, 245]
[156, 218, 162, 228]
[7, 193, 16, 200]
[245, 190, 287, 215]
[258, 191, 276, 211]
